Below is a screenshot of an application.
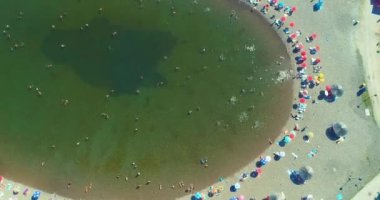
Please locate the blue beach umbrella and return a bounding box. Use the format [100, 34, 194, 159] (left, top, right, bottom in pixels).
[336, 193, 343, 200]
[313, 0, 324, 11]
[278, 2, 285, 8]
[283, 135, 291, 144]
[32, 191, 41, 200]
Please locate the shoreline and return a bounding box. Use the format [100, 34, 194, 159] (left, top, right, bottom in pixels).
[0, 177, 70, 200]
[179, 0, 380, 199]
[1, 0, 380, 200]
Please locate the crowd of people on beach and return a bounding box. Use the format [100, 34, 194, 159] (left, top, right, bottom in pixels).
[190, 0, 350, 199]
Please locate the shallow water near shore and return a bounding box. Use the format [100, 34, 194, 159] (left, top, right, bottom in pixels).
[0, 0, 292, 199]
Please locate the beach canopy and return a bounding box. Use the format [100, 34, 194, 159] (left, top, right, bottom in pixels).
[331, 84, 344, 97]
[332, 122, 348, 137]
[298, 166, 314, 181]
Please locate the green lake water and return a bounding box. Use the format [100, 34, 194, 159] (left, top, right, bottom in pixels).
[0, 0, 292, 199]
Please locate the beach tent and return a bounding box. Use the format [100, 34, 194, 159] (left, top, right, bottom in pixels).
[332, 122, 348, 137]
[298, 166, 314, 181]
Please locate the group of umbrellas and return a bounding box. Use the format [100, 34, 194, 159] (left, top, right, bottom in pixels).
[325, 84, 344, 100]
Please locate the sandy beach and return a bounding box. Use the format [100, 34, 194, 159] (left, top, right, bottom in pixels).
[1, 0, 380, 200]
[178, 0, 380, 199]
[0, 177, 70, 200]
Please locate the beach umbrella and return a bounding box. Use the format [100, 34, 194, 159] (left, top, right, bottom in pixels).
[280, 16, 287, 22]
[234, 183, 241, 189]
[332, 122, 348, 137]
[278, 2, 285, 8]
[13, 186, 20, 195]
[298, 43, 304, 49]
[194, 192, 202, 199]
[311, 33, 317, 39]
[299, 98, 306, 104]
[268, 192, 286, 200]
[230, 197, 238, 200]
[300, 51, 307, 56]
[289, 21, 295, 27]
[306, 132, 314, 138]
[256, 167, 263, 175]
[325, 85, 332, 91]
[298, 166, 314, 181]
[314, 58, 321, 64]
[300, 62, 307, 68]
[272, 0, 278, 3]
[307, 75, 313, 81]
[32, 191, 41, 200]
[283, 135, 291, 144]
[274, 151, 286, 159]
[291, 6, 297, 11]
[238, 195, 245, 200]
[301, 55, 307, 61]
[0, 176, 3, 183]
[265, 155, 272, 162]
[290, 33, 298, 39]
[331, 84, 344, 97]
[336, 193, 343, 200]
[316, 45, 320, 51]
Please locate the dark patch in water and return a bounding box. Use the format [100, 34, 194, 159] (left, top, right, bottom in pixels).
[41, 18, 177, 94]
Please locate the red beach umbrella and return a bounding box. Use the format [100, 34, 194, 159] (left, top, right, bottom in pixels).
[300, 98, 306, 104]
[311, 33, 317, 39]
[298, 43, 304, 49]
[314, 58, 321, 64]
[289, 21, 295, 27]
[300, 62, 307, 68]
[280, 16, 287, 22]
[325, 85, 332, 91]
[316, 45, 321, 51]
[289, 133, 295, 140]
[291, 6, 297, 11]
[0, 176, 3, 183]
[301, 55, 307, 61]
[273, 0, 278, 3]
[307, 75, 313, 81]
[300, 51, 307, 56]
[290, 33, 297, 39]
[256, 168, 263, 175]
